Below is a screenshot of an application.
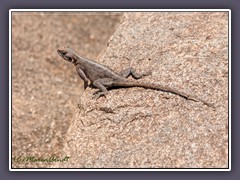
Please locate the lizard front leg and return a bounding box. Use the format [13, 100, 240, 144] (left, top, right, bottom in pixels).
[92, 78, 114, 99]
[76, 65, 88, 89]
[119, 67, 151, 79]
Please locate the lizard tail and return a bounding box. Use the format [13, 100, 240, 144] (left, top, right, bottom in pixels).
[113, 80, 214, 108]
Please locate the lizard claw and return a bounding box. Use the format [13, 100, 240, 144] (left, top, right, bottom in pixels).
[93, 91, 107, 99]
[93, 90, 101, 95]
[84, 81, 88, 89]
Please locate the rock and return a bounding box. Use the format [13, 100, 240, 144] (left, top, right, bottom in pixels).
[52, 12, 228, 168]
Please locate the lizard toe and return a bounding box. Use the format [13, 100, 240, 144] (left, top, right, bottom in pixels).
[93, 91, 107, 99]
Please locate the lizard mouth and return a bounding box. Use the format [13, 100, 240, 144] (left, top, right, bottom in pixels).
[57, 49, 69, 61]
[57, 49, 65, 57]
[57, 49, 73, 62]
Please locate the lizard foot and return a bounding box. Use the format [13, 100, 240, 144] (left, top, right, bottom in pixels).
[93, 91, 107, 99]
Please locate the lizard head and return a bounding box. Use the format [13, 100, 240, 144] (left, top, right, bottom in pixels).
[57, 48, 77, 64]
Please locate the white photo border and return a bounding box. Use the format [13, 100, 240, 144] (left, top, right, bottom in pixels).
[9, 9, 231, 171]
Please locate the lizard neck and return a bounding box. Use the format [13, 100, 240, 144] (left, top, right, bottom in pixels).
[72, 55, 79, 66]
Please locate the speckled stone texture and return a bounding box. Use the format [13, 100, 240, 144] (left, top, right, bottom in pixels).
[52, 12, 228, 168]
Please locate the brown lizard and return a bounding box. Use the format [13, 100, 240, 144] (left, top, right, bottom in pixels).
[57, 47, 214, 108]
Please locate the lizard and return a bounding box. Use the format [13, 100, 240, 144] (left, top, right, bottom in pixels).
[57, 47, 214, 108]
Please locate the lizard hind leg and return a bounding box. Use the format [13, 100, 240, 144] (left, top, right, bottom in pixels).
[92, 78, 113, 99]
[119, 67, 151, 79]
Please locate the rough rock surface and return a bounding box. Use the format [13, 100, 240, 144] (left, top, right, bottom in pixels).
[12, 12, 122, 168]
[52, 12, 229, 168]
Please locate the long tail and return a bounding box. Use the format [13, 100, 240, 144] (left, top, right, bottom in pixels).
[113, 80, 214, 108]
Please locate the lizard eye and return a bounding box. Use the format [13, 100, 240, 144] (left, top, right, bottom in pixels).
[67, 57, 72, 62]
